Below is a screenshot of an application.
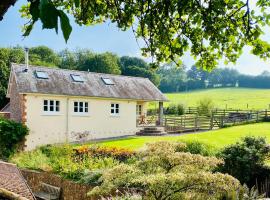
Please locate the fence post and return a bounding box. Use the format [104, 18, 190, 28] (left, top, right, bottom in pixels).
[220, 116, 224, 128]
[210, 113, 214, 130]
[195, 115, 198, 131]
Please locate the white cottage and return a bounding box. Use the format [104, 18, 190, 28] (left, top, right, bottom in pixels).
[4, 63, 167, 150]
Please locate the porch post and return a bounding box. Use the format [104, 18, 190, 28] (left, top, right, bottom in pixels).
[158, 101, 164, 126]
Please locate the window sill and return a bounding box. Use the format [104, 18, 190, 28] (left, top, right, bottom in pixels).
[42, 112, 62, 116]
[110, 114, 120, 118]
[72, 113, 90, 117]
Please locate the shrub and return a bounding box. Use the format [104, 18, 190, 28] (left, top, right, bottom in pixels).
[0, 118, 29, 159]
[183, 140, 216, 156]
[10, 149, 52, 171]
[88, 141, 243, 200]
[217, 136, 270, 186]
[165, 104, 185, 115]
[75, 145, 136, 162]
[196, 98, 214, 116]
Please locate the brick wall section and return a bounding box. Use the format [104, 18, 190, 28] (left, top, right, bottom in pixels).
[21, 169, 97, 200]
[9, 76, 26, 123]
[0, 112, 10, 119]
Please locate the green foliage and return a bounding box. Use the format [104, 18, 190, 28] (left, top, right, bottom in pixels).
[22, 0, 72, 42]
[197, 98, 215, 116]
[183, 140, 215, 156]
[218, 136, 270, 186]
[80, 52, 121, 75]
[120, 56, 160, 86]
[158, 62, 187, 93]
[29, 46, 60, 66]
[165, 103, 185, 115]
[20, 0, 270, 69]
[10, 149, 51, 171]
[0, 118, 29, 159]
[88, 141, 242, 200]
[11, 144, 120, 182]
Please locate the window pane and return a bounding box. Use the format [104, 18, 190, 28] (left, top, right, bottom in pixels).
[55, 101, 59, 112]
[116, 108, 119, 114]
[74, 102, 78, 107]
[74, 106, 78, 112]
[50, 106, 54, 111]
[50, 100, 54, 106]
[36, 71, 49, 79]
[44, 100, 48, 106]
[111, 109, 114, 114]
[79, 107, 83, 112]
[44, 105, 48, 111]
[116, 104, 119, 108]
[79, 102, 83, 107]
[71, 74, 84, 82]
[85, 102, 88, 113]
[111, 104, 115, 108]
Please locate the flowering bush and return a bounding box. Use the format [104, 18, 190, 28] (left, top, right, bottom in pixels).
[74, 145, 136, 162]
[88, 141, 243, 200]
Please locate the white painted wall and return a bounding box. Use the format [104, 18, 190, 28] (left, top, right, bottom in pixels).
[24, 94, 147, 150]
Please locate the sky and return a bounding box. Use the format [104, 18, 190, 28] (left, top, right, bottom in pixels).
[0, 1, 269, 75]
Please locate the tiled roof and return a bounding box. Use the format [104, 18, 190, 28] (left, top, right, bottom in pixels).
[0, 161, 35, 200]
[10, 63, 168, 102]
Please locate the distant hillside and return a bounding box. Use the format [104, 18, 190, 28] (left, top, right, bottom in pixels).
[153, 88, 270, 110]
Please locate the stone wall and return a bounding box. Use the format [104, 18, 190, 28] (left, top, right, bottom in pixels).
[21, 169, 97, 200]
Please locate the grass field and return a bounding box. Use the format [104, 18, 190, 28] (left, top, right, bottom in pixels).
[96, 123, 270, 150]
[150, 88, 270, 110]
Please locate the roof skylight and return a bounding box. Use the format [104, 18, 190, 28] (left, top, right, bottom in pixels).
[35, 71, 49, 79]
[71, 74, 84, 82]
[102, 77, 114, 85]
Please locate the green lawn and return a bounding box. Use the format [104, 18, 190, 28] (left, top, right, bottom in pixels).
[150, 88, 270, 110]
[96, 123, 270, 150]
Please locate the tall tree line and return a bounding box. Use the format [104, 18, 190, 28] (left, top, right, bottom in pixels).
[158, 64, 270, 93]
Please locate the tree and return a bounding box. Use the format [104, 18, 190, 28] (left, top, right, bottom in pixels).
[218, 136, 270, 187]
[14, 0, 270, 70]
[120, 56, 160, 85]
[29, 46, 60, 67]
[78, 52, 121, 75]
[158, 63, 187, 92]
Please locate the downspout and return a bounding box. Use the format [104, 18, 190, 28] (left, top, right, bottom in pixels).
[66, 98, 69, 143]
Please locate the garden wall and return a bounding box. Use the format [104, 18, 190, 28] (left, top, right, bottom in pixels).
[21, 169, 96, 200]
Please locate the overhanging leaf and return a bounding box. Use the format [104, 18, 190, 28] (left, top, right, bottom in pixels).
[58, 10, 72, 42]
[39, 0, 58, 32]
[29, 0, 40, 21]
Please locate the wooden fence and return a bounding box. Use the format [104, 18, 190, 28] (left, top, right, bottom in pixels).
[161, 108, 270, 133]
[164, 115, 211, 133]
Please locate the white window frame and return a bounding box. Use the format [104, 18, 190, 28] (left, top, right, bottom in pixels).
[73, 101, 89, 115]
[110, 103, 120, 116]
[71, 74, 84, 82]
[43, 100, 60, 115]
[136, 104, 143, 116]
